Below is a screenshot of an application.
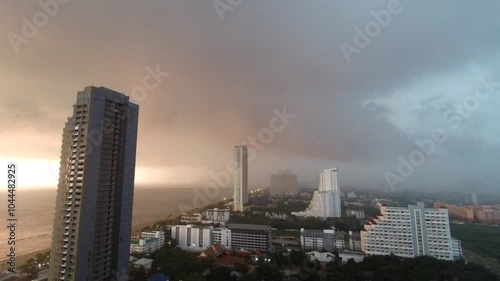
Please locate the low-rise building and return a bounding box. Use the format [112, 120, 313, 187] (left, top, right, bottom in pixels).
[142, 230, 166, 246]
[197, 243, 225, 259]
[346, 209, 365, 220]
[130, 238, 162, 255]
[213, 227, 232, 249]
[133, 258, 154, 271]
[180, 213, 202, 224]
[130, 231, 166, 255]
[348, 231, 362, 251]
[339, 251, 364, 263]
[228, 223, 273, 252]
[334, 231, 345, 250]
[300, 228, 336, 252]
[171, 225, 213, 252]
[203, 208, 230, 223]
[451, 238, 463, 260]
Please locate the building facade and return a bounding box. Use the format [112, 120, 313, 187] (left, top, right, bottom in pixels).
[203, 208, 230, 223]
[348, 231, 362, 251]
[180, 213, 202, 224]
[228, 224, 272, 252]
[171, 225, 213, 252]
[141, 230, 166, 247]
[346, 209, 365, 220]
[233, 146, 248, 212]
[130, 238, 162, 255]
[48, 86, 139, 281]
[451, 238, 463, 260]
[300, 229, 335, 252]
[213, 227, 232, 249]
[292, 167, 342, 218]
[361, 202, 455, 260]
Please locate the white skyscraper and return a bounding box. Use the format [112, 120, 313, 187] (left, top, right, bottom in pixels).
[233, 145, 248, 212]
[361, 202, 458, 261]
[292, 167, 341, 218]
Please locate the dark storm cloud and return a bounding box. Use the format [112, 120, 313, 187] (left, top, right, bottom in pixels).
[1, 0, 500, 189]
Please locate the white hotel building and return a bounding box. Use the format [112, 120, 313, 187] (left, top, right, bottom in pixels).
[361, 202, 460, 261]
[203, 208, 230, 224]
[171, 225, 213, 252]
[292, 167, 342, 219]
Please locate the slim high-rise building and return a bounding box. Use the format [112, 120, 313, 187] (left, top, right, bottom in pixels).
[233, 145, 248, 212]
[292, 167, 342, 218]
[48, 86, 139, 281]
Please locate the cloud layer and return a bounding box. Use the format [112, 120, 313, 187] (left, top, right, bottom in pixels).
[1, 0, 499, 191]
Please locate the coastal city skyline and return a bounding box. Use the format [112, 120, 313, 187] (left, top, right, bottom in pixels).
[1, 1, 500, 281]
[2, 2, 500, 192]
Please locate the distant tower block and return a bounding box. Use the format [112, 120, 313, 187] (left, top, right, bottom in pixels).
[270, 169, 297, 197]
[233, 145, 248, 212]
[471, 193, 478, 205]
[292, 167, 341, 218]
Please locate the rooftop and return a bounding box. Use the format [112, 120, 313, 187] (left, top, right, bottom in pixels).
[134, 258, 154, 266]
[228, 223, 270, 231]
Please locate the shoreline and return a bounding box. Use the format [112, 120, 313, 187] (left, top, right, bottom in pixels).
[6, 217, 172, 267]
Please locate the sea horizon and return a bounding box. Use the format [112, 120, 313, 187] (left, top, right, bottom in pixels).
[0, 186, 232, 262]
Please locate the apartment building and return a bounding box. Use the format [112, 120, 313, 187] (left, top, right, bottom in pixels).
[203, 208, 230, 223]
[301, 229, 334, 252]
[348, 231, 362, 251]
[130, 238, 162, 255]
[48, 86, 139, 281]
[171, 225, 212, 252]
[228, 224, 272, 252]
[361, 202, 455, 260]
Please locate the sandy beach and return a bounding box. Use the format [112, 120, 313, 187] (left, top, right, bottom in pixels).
[13, 217, 169, 267]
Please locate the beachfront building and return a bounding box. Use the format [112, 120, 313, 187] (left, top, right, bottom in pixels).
[203, 208, 230, 223]
[292, 167, 341, 218]
[48, 86, 139, 281]
[130, 238, 162, 255]
[130, 230, 165, 255]
[171, 225, 213, 252]
[141, 230, 166, 246]
[361, 202, 455, 260]
[180, 213, 202, 224]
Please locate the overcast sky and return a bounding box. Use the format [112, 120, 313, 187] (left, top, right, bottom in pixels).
[1, 0, 499, 192]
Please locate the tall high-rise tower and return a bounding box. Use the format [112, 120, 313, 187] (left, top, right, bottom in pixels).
[48, 86, 139, 281]
[292, 167, 341, 218]
[233, 145, 248, 212]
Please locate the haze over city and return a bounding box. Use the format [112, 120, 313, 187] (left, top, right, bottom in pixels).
[1, 1, 500, 192]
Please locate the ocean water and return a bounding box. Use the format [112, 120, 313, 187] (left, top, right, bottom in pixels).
[0, 186, 231, 261]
